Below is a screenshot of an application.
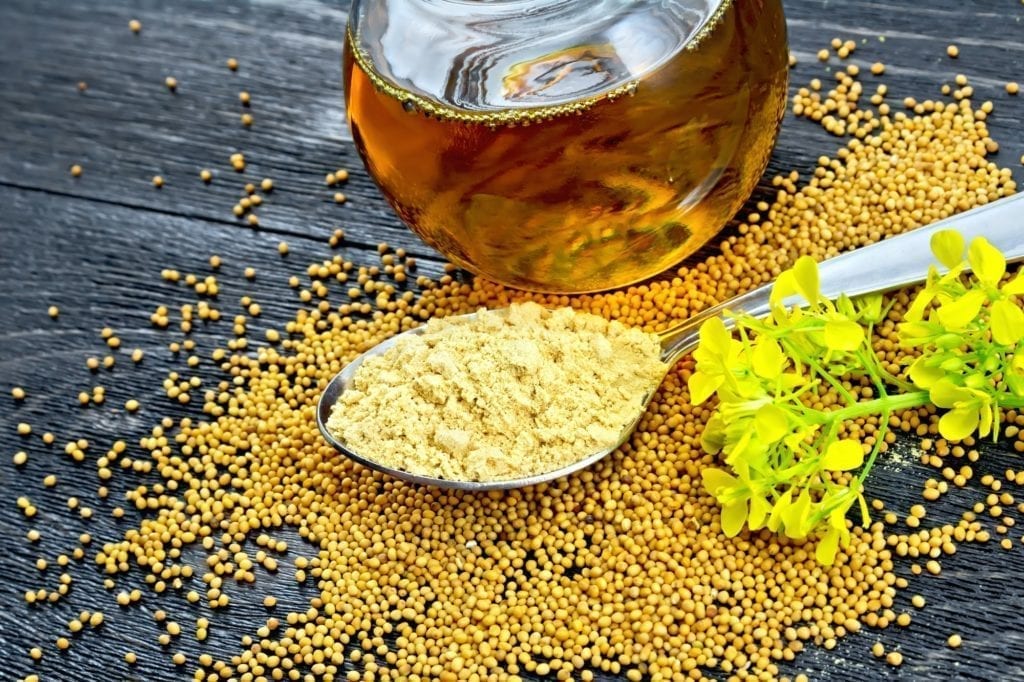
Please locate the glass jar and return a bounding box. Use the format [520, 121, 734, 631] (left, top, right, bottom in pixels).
[344, 0, 789, 293]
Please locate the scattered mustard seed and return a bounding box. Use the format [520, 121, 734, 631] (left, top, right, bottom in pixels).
[152, 175, 164, 188]
[165, 76, 178, 92]
[13, 451, 28, 466]
[226, 57, 238, 71]
[70, 164, 82, 177]
[129, 19, 141, 33]
[277, 241, 289, 255]
[11, 386, 26, 400]
[1008, 82, 1020, 95]
[260, 178, 273, 192]
[125, 652, 137, 664]
[333, 192, 346, 204]
[946, 44, 959, 58]
[241, 113, 253, 127]
[125, 399, 140, 412]
[200, 169, 213, 183]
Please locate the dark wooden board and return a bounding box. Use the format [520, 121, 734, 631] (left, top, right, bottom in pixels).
[1, 1, 1024, 681]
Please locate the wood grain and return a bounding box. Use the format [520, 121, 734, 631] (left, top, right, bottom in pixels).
[1, 0, 1024, 680]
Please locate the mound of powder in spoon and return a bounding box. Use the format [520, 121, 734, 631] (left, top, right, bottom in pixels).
[326, 301, 666, 481]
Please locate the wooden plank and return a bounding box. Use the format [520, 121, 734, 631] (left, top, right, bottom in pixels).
[1, 0, 1024, 680]
[0, 0, 1020, 257]
[4, 182, 1024, 682]
[0, 183, 436, 682]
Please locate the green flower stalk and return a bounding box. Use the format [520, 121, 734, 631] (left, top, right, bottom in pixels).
[689, 230, 1024, 565]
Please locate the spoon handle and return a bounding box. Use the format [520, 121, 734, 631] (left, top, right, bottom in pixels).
[660, 192, 1024, 366]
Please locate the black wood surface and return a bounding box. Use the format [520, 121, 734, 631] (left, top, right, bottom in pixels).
[2, 1, 1024, 681]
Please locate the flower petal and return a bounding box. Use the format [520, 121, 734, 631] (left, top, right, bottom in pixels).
[821, 439, 865, 471]
[990, 299, 1024, 346]
[701, 467, 738, 496]
[824, 318, 864, 352]
[792, 256, 821, 305]
[936, 289, 986, 330]
[908, 356, 946, 389]
[720, 501, 748, 537]
[938, 405, 979, 441]
[816, 525, 841, 566]
[688, 371, 724, 406]
[968, 237, 1006, 288]
[930, 230, 965, 270]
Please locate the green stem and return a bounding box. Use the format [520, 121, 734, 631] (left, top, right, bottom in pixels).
[818, 391, 930, 425]
[857, 409, 890, 489]
[800, 352, 858, 406]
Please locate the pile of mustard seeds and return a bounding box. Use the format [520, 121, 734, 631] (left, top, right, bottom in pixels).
[11, 35, 1024, 682]
[328, 302, 665, 481]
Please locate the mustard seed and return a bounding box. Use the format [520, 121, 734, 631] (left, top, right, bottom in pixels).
[70, 164, 82, 178]
[165, 76, 178, 91]
[200, 169, 212, 183]
[241, 113, 253, 127]
[129, 19, 141, 33]
[1008, 82, 1020, 95]
[946, 44, 959, 58]
[239, 91, 250, 105]
[334, 192, 346, 204]
[13, 451, 28, 466]
[260, 178, 273, 192]
[278, 242, 289, 255]
[125, 652, 137, 664]
[152, 175, 164, 188]
[11, 386, 26, 400]
[226, 57, 238, 71]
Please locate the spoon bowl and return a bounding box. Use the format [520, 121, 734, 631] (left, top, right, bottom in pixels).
[317, 193, 1024, 490]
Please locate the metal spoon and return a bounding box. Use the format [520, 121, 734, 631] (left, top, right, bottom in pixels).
[317, 193, 1024, 490]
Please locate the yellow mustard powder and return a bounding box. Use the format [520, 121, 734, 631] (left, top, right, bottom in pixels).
[327, 302, 666, 481]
